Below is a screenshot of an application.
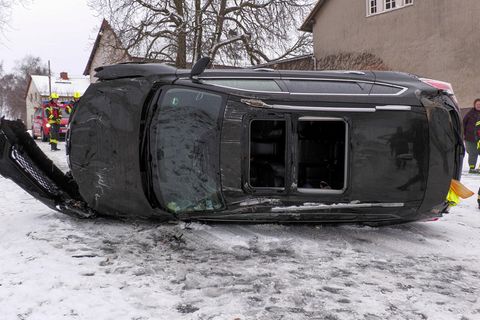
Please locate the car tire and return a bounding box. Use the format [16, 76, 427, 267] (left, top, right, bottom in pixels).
[41, 129, 48, 142]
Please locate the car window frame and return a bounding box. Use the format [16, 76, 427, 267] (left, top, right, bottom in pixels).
[243, 114, 291, 194]
[148, 84, 228, 214]
[241, 106, 350, 196]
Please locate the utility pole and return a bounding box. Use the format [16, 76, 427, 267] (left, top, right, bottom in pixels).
[48, 60, 52, 97]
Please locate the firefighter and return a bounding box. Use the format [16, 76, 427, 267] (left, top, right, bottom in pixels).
[45, 93, 62, 151]
[66, 91, 81, 114]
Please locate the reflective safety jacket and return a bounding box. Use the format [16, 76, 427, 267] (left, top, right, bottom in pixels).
[65, 100, 77, 114]
[45, 102, 62, 125]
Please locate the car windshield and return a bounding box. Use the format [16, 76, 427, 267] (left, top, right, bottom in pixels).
[150, 87, 225, 214]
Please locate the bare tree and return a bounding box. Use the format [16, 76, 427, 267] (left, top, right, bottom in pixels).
[0, 0, 13, 32]
[0, 0, 27, 38]
[0, 56, 48, 121]
[88, 0, 314, 68]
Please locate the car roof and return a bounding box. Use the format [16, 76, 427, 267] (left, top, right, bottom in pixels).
[93, 63, 436, 106]
[94, 62, 419, 84]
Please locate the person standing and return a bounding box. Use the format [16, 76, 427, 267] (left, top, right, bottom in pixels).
[478, 188, 480, 209]
[45, 93, 62, 151]
[463, 98, 480, 173]
[66, 91, 81, 114]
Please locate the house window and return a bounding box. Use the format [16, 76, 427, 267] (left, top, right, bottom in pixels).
[366, 0, 412, 16]
[385, 0, 396, 10]
[368, 0, 377, 15]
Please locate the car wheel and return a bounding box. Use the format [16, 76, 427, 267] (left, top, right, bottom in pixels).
[41, 129, 48, 142]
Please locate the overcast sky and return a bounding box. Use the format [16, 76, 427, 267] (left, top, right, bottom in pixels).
[1, 0, 101, 76]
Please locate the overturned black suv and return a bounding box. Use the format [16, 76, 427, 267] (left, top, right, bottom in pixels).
[0, 59, 464, 224]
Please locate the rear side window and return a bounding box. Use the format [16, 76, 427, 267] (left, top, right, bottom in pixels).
[246, 116, 347, 193]
[286, 80, 372, 94]
[203, 79, 282, 92]
[297, 118, 347, 192]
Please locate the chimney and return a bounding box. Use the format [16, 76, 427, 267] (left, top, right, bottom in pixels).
[60, 72, 69, 80]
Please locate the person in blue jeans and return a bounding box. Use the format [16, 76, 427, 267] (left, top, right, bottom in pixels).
[463, 98, 480, 173]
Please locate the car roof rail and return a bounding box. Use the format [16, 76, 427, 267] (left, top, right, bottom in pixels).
[343, 70, 366, 75]
[253, 68, 275, 72]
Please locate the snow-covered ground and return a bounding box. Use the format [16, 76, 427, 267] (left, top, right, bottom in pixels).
[0, 141, 479, 320]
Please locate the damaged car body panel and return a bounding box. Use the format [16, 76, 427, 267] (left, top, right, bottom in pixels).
[0, 62, 464, 224]
[0, 119, 94, 218]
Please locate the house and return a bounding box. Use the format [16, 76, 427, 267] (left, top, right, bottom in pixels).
[301, 0, 480, 108]
[84, 19, 249, 81]
[25, 72, 90, 129]
[83, 19, 133, 83]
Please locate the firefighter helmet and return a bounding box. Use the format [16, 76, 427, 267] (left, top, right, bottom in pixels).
[50, 93, 59, 99]
[73, 91, 81, 99]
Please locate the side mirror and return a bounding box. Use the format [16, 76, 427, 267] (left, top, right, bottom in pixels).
[190, 57, 211, 79]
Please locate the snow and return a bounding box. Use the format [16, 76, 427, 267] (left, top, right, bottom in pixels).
[1, 141, 479, 319]
[30, 75, 91, 98]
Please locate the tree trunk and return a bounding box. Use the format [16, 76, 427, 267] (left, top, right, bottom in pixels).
[210, 0, 226, 63]
[174, 0, 187, 68]
[194, 0, 203, 62]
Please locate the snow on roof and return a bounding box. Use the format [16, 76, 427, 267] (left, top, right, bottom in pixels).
[30, 74, 91, 98]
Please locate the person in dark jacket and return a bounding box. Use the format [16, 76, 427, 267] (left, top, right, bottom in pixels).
[463, 98, 480, 173]
[477, 188, 480, 209]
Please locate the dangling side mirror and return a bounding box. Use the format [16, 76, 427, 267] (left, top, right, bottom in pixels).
[190, 57, 211, 79]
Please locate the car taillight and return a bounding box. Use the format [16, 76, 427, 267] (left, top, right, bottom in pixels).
[420, 78, 458, 104]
